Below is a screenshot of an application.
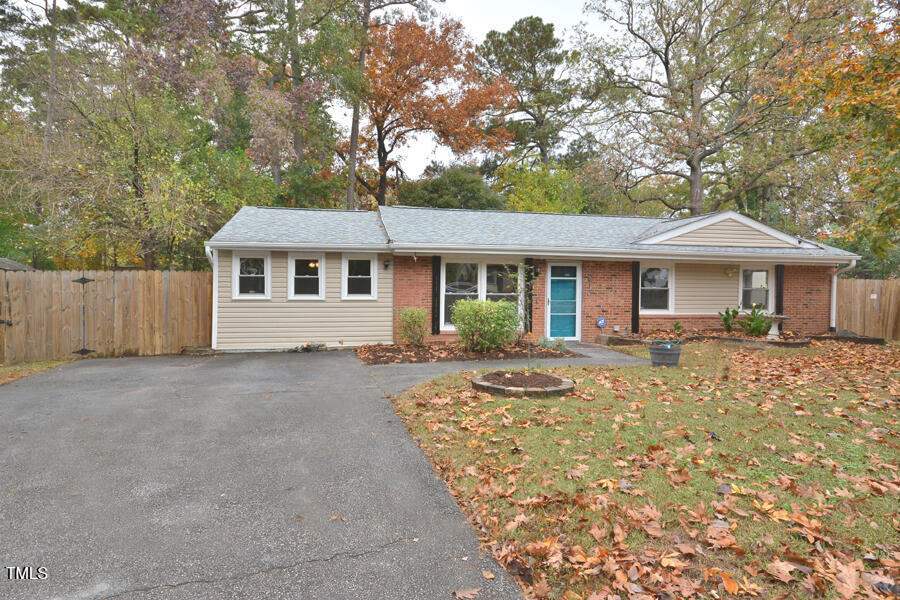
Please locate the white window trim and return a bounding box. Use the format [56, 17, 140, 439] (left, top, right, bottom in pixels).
[341, 254, 378, 300]
[738, 265, 774, 312]
[287, 252, 326, 300]
[544, 262, 582, 341]
[639, 262, 675, 315]
[439, 260, 525, 331]
[231, 251, 271, 300]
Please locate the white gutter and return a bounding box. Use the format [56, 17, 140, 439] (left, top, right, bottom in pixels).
[205, 246, 218, 349]
[830, 259, 857, 331]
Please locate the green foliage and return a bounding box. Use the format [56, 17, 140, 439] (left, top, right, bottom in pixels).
[719, 307, 740, 333]
[397, 307, 429, 346]
[673, 321, 683, 333]
[828, 235, 900, 280]
[451, 299, 519, 352]
[495, 163, 585, 214]
[477, 16, 592, 165]
[737, 305, 772, 337]
[397, 167, 503, 210]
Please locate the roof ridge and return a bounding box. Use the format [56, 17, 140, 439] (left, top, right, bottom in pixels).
[248, 206, 376, 214]
[383, 205, 674, 220]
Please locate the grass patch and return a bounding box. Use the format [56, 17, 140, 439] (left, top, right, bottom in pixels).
[393, 341, 900, 599]
[0, 360, 71, 386]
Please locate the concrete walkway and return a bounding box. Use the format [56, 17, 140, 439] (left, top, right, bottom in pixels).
[365, 342, 647, 396]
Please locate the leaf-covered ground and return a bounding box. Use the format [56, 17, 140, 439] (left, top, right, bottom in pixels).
[392, 341, 900, 600]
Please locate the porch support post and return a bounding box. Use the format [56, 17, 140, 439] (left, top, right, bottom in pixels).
[524, 258, 534, 333]
[775, 264, 785, 315]
[631, 261, 640, 334]
[431, 256, 441, 335]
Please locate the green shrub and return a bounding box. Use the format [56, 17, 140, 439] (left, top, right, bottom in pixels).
[673, 321, 683, 333]
[719, 307, 739, 333]
[451, 299, 519, 352]
[538, 336, 568, 352]
[397, 307, 429, 346]
[737, 305, 772, 337]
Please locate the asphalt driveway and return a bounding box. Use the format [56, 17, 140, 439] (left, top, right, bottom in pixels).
[0, 347, 644, 599]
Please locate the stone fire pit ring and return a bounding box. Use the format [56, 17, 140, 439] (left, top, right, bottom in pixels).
[472, 372, 575, 397]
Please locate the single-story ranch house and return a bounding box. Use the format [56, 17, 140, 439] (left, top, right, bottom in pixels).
[204, 206, 859, 351]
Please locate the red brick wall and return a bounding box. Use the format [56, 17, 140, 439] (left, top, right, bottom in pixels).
[532, 260, 546, 338]
[392, 255, 457, 344]
[783, 265, 833, 334]
[581, 261, 634, 342]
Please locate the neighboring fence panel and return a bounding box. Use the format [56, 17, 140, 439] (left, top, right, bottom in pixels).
[836, 278, 900, 340]
[0, 270, 212, 365]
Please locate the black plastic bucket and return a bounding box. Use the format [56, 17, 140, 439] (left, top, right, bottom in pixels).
[649, 345, 681, 367]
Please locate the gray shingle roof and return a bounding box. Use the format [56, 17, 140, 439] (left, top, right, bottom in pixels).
[0, 258, 35, 271]
[207, 205, 858, 260]
[208, 206, 389, 247]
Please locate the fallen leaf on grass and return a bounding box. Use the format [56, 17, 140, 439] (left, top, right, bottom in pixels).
[765, 559, 796, 583]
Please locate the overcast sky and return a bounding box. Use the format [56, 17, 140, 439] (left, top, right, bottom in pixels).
[336, 0, 598, 179]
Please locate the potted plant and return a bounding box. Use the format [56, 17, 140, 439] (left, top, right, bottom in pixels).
[648, 339, 682, 367]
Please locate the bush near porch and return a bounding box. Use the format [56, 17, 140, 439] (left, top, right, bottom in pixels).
[393, 341, 900, 600]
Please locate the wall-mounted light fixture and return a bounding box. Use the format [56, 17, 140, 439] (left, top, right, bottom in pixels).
[724, 266, 738, 278]
[383, 259, 391, 270]
[533, 264, 542, 277]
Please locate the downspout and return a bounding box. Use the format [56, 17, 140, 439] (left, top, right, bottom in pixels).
[830, 260, 856, 332]
[205, 245, 218, 349]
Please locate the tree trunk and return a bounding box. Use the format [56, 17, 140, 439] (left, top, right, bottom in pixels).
[287, 0, 304, 169]
[42, 0, 57, 164]
[346, 0, 371, 210]
[689, 158, 704, 216]
[375, 124, 388, 205]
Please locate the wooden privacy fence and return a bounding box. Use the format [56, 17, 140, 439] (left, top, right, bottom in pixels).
[836, 278, 900, 340]
[0, 270, 212, 365]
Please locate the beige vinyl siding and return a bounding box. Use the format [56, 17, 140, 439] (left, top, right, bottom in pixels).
[674, 263, 740, 314]
[216, 250, 393, 350]
[665, 218, 795, 247]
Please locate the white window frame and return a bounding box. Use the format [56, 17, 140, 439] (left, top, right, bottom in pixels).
[232, 251, 271, 300]
[287, 252, 326, 300]
[738, 265, 774, 312]
[341, 254, 378, 300]
[639, 262, 675, 314]
[439, 259, 525, 331]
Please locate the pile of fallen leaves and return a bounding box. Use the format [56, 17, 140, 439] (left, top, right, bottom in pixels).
[356, 340, 575, 365]
[393, 341, 899, 599]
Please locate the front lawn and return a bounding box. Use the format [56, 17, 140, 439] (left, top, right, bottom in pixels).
[393, 341, 900, 599]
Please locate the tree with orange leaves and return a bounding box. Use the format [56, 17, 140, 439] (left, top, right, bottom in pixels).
[349, 17, 514, 205]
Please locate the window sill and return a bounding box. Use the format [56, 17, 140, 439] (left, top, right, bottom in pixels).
[232, 295, 271, 301]
[288, 296, 326, 301]
[341, 295, 378, 301]
[639, 309, 674, 315]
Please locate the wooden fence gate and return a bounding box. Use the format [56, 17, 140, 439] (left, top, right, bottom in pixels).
[836, 278, 900, 340]
[0, 270, 212, 365]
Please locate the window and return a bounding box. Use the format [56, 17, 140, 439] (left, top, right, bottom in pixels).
[289, 254, 325, 300]
[486, 264, 517, 303]
[741, 269, 769, 310]
[444, 262, 479, 323]
[342, 255, 377, 300]
[441, 261, 523, 329]
[232, 253, 270, 299]
[640, 266, 670, 311]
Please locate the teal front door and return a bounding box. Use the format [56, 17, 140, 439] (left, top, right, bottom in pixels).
[547, 264, 579, 339]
